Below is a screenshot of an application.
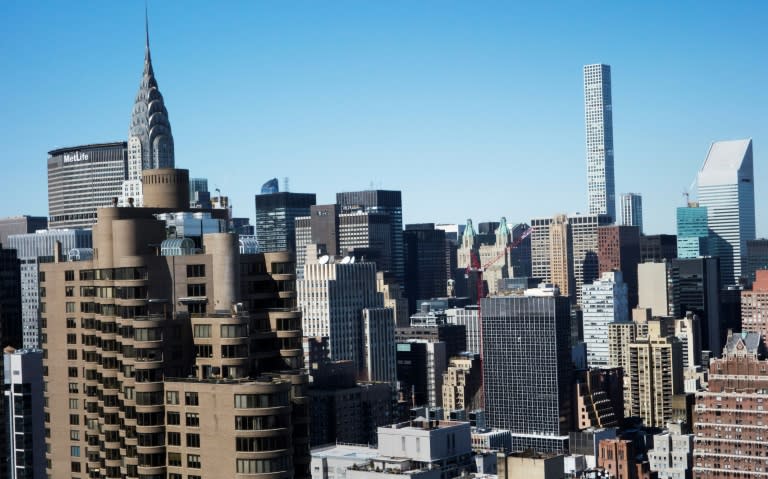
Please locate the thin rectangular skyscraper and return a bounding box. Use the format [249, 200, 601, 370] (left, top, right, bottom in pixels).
[584, 64, 616, 222]
[620, 193, 643, 233]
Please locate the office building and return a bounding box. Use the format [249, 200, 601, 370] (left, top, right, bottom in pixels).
[582, 271, 629, 368]
[511, 222, 533, 278]
[584, 64, 616, 221]
[47, 142, 127, 228]
[7, 229, 92, 348]
[648, 422, 693, 479]
[640, 234, 678, 263]
[620, 193, 643, 233]
[40, 175, 310, 478]
[188, 177, 211, 209]
[396, 323, 466, 360]
[598, 438, 654, 479]
[404, 224, 448, 314]
[477, 217, 514, 296]
[697, 139, 756, 286]
[445, 306, 480, 356]
[299, 258, 395, 382]
[741, 269, 768, 345]
[121, 27, 175, 207]
[0, 216, 48, 247]
[693, 331, 768, 479]
[435, 223, 461, 288]
[531, 213, 612, 304]
[255, 192, 316, 252]
[396, 339, 447, 408]
[336, 190, 404, 282]
[441, 352, 482, 414]
[261, 177, 279, 194]
[482, 287, 573, 453]
[677, 204, 709, 259]
[377, 271, 409, 327]
[672, 258, 722, 356]
[3, 348, 45, 479]
[745, 238, 768, 285]
[310, 419, 473, 479]
[598, 225, 641, 308]
[0, 245, 22, 348]
[638, 261, 678, 318]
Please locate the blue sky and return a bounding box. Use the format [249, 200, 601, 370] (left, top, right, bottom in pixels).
[1, 1, 766, 235]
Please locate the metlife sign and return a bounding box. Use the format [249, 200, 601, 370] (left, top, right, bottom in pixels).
[63, 151, 89, 163]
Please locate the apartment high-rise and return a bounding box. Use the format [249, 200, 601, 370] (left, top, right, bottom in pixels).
[47, 142, 127, 228]
[482, 287, 573, 453]
[7, 229, 92, 348]
[677, 204, 709, 259]
[620, 193, 643, 233]
[255, 192, 316, 253]
[582, 271, 629, 368]
[121, 21, 175, 207]
[741, 270, 768, 345]
[693, 332, 768, 479]
[442, 352, 482, 414]
[697, 139, 756, 286]
[40, 178, 310, 478]
[584, 64, 616, 221]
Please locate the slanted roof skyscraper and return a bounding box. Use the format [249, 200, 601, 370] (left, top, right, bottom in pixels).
[122, 12, 175, 206]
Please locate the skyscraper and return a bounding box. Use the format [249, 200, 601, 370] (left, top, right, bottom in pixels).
[584, 64, 616, 221]
[47, 142, 128, 228]
[697, 139, 756, 286]
[676, 204, 709, 258]
[404, 224, 448, 314]
[0, 244, 22, 348]
[0, 216, 48, 247]
[255, 192, 316, 253]
[122, 19, 175, 206]
[598, 225, 641, 309]
[582, 271, 629, 368]
[336, 190, 404, 282]
[7, 229, 92, 348]
[620, 193, 643, 233]
[482, 286, 573, 453]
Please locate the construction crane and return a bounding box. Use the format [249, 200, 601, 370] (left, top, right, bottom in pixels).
[464, 226, 534, 360]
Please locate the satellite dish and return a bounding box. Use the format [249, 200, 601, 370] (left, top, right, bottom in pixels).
[318, 255, 330, 265]
[349, 256, 356, 264]
[341, 256, 351, 264]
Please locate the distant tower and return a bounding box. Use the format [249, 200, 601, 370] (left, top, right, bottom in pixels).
[122, 13, 175, 206]
[697, 139, 756, 286]
[584, 64, 616, 222]
[619, 193, 643, 233]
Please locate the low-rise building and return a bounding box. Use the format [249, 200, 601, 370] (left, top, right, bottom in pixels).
[648, 422, 693, 479]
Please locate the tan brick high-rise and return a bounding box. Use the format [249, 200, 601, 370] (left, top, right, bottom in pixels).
[40, 177, 309, 479]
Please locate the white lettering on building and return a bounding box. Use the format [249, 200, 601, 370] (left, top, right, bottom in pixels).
[63, 152, 89, 163]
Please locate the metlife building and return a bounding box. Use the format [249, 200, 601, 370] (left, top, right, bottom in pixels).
[47, 142, 127, 228]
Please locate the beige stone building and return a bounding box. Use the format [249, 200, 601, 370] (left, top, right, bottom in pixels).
[40, 170, 309, 479]
[441, 353, 482, 413]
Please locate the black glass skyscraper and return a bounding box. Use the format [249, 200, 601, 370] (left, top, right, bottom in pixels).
[255, 192, 316, 253]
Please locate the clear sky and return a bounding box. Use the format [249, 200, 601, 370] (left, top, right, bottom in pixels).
[1, 1, 766, 235]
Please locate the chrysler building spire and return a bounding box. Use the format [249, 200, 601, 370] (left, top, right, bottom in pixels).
[122, 9, 175, 206]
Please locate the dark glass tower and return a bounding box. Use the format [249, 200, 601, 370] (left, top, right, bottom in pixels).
[482, 292, 573, 453]
[404, 224, 447, 314]
[255, 192, 316, 252]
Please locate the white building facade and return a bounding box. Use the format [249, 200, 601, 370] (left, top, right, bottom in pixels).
[582, 271, 629, 368]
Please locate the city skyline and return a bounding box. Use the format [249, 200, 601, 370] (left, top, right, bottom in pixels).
[1, 2, 766, 235]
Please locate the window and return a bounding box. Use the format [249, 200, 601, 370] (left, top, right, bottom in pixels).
[195, 344, 212, 358]
[66, 317, 77, 328]
[221, 324, 248, 338]
[68, 383, 78, 394]
[69, 414, 79, 425]
[186, 413, 200, 427]
[168, 452, 182, 467]
[186, 433, 200, 448]
[71, 462, 81, 472]
[167, 412, 180, 425]
[70, 430, 79, 441]
[69, 399, 79, 410]
[67, 349, 78, 360]
[66, 334, 77, 345]
[65, 270, 74, 281]
[71, 446, 80, 457]
[65, 302, 76, 313]
[193, 324, 211, 338]
[187, 283, 206, 297]
[166, 391, 179, 405]
[187, 264, 205, 277]
[168, 432, 181, 446]
[185, 392, 199, 406]
[68, 367, 78, 378]
[187, 454, 201, 469]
